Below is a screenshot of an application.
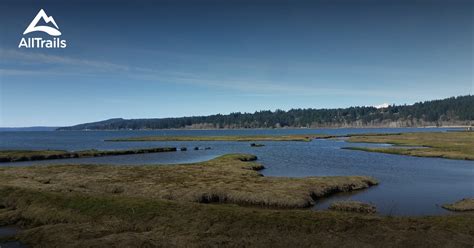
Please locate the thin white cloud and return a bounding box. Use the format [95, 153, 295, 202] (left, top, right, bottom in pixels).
[0, 49, 421, 98]
[131, 72, 411, 97]
[1, 49, 130, 71]
[0, 68, 73, 76]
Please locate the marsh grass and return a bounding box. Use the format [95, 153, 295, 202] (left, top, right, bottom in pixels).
[0, 187, 473, 247]
[0, 154, 377, 208]
[0, 147, 177, 163]
[344, 132, 474, 160]
[106, 134, 334, 142]
[0, 154, 472, 247]
[442, 198, 474, 212]
[329, 201, 377, 214]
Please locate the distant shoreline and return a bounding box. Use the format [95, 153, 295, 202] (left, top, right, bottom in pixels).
[0, 126, 470, 132]
[58, 125, 470, 131]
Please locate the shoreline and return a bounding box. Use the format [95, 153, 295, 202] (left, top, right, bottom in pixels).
[1, 126, 469, 132]
[52, 126, 470, 131]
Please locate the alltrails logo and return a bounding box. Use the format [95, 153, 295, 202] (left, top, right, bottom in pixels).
[18, 9, 67, 48]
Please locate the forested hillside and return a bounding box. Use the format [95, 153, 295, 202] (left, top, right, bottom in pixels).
[58, 95, 473, 130]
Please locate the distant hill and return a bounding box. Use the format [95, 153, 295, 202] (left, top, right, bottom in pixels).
[58, 95, 474, 130]
[0, 126, 59, 131]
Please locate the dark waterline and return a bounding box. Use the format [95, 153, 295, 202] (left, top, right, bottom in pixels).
[0, 226, 26, 248]
[0, 128, 472, 216]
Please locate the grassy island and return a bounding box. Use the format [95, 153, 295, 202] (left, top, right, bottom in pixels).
[442, 198, 474, 212]
[106, 134, 334, 142]
[344, 131, 474, 160]
[0, 154, 472, 247]
[0, 154, 376, 208]
[0, 147, 177, 163]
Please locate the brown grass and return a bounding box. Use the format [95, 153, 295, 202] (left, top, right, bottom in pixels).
[329, 201, 377, 214]
[0, 187, 473, 247]
[442, 198, 474, 212]
[344, 132, 474, 160]
[0, 154, 472, 247]
[0, 147, 177, 163]
[0, 154, 377, 208]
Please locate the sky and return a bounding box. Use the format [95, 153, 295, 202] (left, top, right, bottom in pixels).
[0, 0, 472, 127]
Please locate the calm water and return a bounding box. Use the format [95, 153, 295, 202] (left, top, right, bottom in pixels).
[0, 128, 472, 216]
[0, 226, 25, 248]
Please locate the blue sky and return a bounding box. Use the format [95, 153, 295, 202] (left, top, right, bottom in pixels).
[0, 0, 472, 127]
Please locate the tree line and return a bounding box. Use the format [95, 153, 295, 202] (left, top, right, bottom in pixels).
[58, 95, 473, 130]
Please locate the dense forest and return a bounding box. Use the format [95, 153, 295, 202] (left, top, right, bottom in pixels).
[58, 95, 474, 130]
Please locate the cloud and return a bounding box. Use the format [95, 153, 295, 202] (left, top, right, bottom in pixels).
[1, 49, 130, 71]
[0, 49, 412, 98]
[132, 73, 407, 97]
[374, 103, 390, 109]
[0, 68, 73, 76]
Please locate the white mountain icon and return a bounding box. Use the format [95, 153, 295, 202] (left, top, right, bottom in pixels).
[23, 9, 61, 36]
